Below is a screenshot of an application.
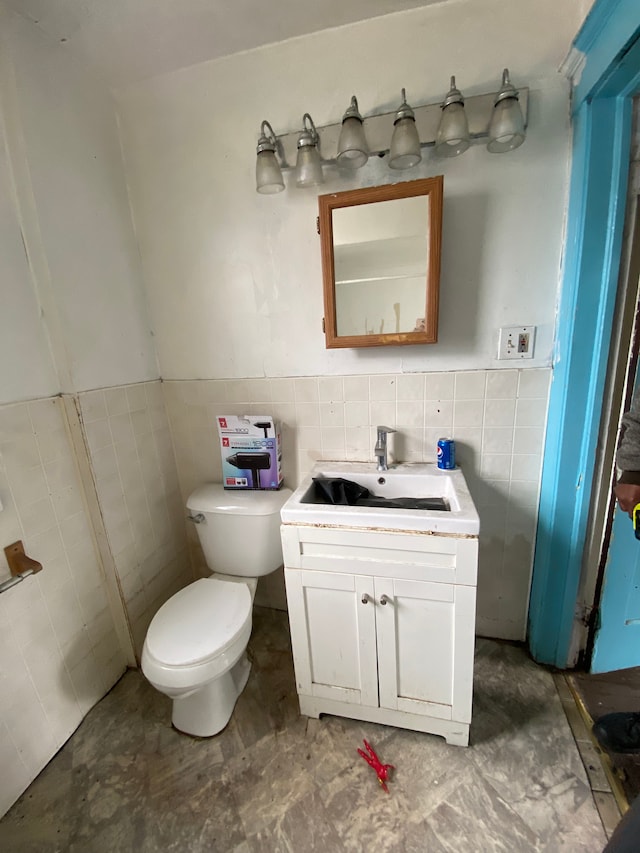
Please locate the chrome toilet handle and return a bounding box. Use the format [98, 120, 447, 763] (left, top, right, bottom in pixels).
[187, 513, 205, 524]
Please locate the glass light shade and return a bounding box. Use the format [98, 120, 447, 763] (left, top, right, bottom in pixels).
[487, 96, 525, 153]
[256, 149, 284, 194]
[337, 116, 368, 169]
[389, 117, 421, 170]
[295, 144, 324, 187]
[435, 102, 470, 158]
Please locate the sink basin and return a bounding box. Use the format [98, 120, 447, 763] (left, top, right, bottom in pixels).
[281, 461, 479, 535]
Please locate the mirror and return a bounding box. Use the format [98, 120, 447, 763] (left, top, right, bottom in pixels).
[319, 177, 443, 348]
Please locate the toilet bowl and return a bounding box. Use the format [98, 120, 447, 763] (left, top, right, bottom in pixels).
[141, 484, 291, 737]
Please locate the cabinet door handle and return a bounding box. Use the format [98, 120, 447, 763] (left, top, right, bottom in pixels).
[361, 593, 373, 604]
[379, 594, 393, 606]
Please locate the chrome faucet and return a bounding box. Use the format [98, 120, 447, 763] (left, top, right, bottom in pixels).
[374, 425, 396, 471]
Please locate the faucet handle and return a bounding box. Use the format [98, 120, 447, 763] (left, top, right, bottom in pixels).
[376, 425, 396, 435]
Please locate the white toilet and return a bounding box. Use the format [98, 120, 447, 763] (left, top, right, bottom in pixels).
[141, 483, 291, 737]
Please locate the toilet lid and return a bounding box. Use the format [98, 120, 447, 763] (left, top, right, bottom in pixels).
[145, 578, 251, 667]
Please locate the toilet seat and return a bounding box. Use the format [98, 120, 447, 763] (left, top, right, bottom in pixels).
[141, 578, 253, 694]
[145, 577, 252, 667]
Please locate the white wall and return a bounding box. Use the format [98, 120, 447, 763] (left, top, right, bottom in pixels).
[0, 7, 178, 817]
[116, 0, 581, 381]
[113, 0, 587, 642]
[0, 397, 127, 816]
[0, 7, 158, 395]
[0, 99, 58, 404]
[78, 381, 191, 656]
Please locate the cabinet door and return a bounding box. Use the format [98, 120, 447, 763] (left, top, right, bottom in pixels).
[285, 569, 379, 707]
[375, 578, 475, 723]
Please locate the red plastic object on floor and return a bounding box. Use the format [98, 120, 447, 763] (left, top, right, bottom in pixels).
[357, 739, 395, 793]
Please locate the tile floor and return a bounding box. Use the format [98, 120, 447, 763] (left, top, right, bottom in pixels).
[0, 608, 608, 852]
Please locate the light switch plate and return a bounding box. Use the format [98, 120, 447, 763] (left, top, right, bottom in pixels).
[497, 326, 535, 359]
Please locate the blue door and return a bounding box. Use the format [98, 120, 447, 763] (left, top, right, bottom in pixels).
[527, 3, 640, 669]
[591, 365, 640, 673]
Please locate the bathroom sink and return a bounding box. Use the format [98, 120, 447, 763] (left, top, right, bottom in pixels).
[281, 461, 479, 535]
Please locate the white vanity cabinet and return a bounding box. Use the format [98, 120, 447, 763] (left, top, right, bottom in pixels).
[282, 524, 478, 746]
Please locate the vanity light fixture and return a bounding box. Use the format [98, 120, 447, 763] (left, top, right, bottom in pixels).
[336, 95, 369, 169]
[253, 69, 529, 193]
[435, 77, 470, 158]
[487, 69, 526, 153]
[388, 88, 422, 170]
[295, 113, 324, 187]
[255, 120, 285, 194]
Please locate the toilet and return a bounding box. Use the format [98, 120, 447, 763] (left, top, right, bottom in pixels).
[141, 483, 291, 737]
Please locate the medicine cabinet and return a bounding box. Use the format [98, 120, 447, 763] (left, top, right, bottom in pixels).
[318, 177, 443, 348]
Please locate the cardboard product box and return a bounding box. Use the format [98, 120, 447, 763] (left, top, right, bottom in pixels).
[216, 415, 283, 490]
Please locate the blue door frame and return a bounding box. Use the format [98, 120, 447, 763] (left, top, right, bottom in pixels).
[528, 0, 640, 668]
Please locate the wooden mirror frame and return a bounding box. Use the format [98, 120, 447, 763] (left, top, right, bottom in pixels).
[319, 176, 443, 348]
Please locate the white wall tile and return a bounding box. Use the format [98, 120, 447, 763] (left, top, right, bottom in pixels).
[510, 480, 540, 507]
[369, 374, 396, 402]
[345, 427, 370, 459]
[246, 378, 271, 404]
[513, 427, 544, 455]
[104, 387, 129, 417]
[3, 435, 40, 471]
[455, 371, 487, 399]
[79, 380, 191, 660]
[163, 368, 551, 644]
[486, 370, 519, 399]
[126, 383, 148, 413]
[0, 405, 31, 440]
[425, 399, 453, 430]
[79, 390, 107, 423]
[17, 496, 57, 538]
[396, 401, 424, 428]
[484, 398, 516, 428]
[370, 400, 396, 427]
[321, 428, 346, 456]
[269, 377, 295, 402]
[483, 427, 514, 455]
[518, 369, 551, 398]
[295, 402, 321, 427]
[109, 412, 135, 445]
[0, 723, 30, 818]
[90, 444, 119, 481]
[453, 428, 483, 458]
[83, 418, 112, 454]
[454, 399, 485, 428]
[294, 377, 319, 403]
[511, 454, 543, 481]
[396, 428, 424, 462]
[319, 402, 345, 427]
[0, 396, 128, 817]
[343, 375, 369, 401]
[344, 401, 369, 428]
[396, 373, 425, 401]
[297, 426, 322, 449]
[515, 398, 547, 427]
[481, 454, 512, 480]
[424, 372, 454, 400]
[318, 377, 344, 402]
[35, 427, 68, 464]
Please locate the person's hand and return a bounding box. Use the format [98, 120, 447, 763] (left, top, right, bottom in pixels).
[614, 482, 640, 517]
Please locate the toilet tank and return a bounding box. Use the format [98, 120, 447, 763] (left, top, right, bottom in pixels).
[186, 484, 292, 577]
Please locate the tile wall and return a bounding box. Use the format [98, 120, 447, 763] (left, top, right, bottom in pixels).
[0, 370, 550, 814]
[78, 380, 192, 654]
[0, 396, 126, 816]
[162, 368, 551, 641]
